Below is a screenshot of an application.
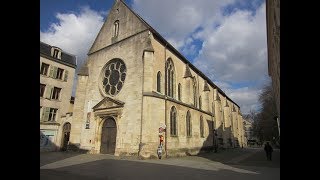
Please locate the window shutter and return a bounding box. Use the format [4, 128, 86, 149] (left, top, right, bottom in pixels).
[43, 107, 50, 121]
[45, 85, 52, 99]
[53, 66, 58, 79]
[64, 70, 68, 81]
[40, 107, 46, 121]
[49, 66, 54, 77]
[54, 109, 58, 121]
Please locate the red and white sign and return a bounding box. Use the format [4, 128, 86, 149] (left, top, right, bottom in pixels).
[159, 124, 166, 133]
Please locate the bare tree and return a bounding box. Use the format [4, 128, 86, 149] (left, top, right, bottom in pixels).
[252, 81, 279, 144]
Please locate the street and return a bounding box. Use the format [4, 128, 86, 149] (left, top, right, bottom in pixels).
[40, 147, 280, 180]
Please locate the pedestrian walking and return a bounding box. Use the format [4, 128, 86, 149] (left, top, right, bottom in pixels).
[264, 142, 273, 161]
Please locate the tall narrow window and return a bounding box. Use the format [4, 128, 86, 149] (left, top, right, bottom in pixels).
[42, 107, 58, 122]
[48, 108, 58, 121]
[157, 71, 161, 93]
[193, 78, 197, 107]
[170, 106, 177, 136]
[200, 116, 204, 138]
[53, 49, 59, 58]
[114, 20, 119, 37]
[40, 84, 46, 97]
[165, 58, 175, 97]
[51, 47, 62, 59]
[56, 68, 64, 80]
[199, 96, 202, 110]
[178, 83, 181, 101]
[212, 102, 215, 115]
[51, 87, 61, 100]
[186, 110, 191, 137]
[40, 63, 49, 76]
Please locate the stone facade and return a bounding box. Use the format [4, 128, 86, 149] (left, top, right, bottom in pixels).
[243, 119, 253, 146]
[69, 0, 245, 158]
[266, 0, 280, 135]
[40, 41, 76, 152]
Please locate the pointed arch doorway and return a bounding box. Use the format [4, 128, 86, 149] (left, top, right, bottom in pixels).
[100, 117, 117, 154]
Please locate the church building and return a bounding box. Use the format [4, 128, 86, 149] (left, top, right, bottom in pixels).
[69, 0, 245, 158]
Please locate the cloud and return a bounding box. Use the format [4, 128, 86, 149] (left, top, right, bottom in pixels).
[194, 3, 267, 83]
[192, 3, 267, 113]
[40, 6, 106, 95]
[132, 0, 234, 50]
[225, 86, 262, 114]
[131, 1, 267, 114]
[214, 80, 262, 113]
[40, 1, 268, 114]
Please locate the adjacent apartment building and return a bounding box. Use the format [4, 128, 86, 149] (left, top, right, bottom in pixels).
[266, 0, 280, 136]
[40, 41, 77, 151]
[68, 0, 245, 158]
[243, 118, 253, 146]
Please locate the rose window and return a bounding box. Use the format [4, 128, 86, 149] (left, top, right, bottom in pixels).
[102, 59, 126, 96]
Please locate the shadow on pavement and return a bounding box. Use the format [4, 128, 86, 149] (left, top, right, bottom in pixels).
[194, 147, 279, 168]
[40, 158, 279, 180]
[40, 151, 85, 167]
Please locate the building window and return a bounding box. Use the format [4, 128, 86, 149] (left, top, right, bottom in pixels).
[51, 47, 62, 59]
[40, 63, 49, 76]
[41, 107, 58, 122]
[199, 96, 202, 110]
[157, 71, 161, 93]
[48, 108, 58, 121]
[178, 83, 181, 101]
[51, 87, 61, 100]
[86, 112, 91, 129]
[166, 58, 175, 97]
[53, 49, 59, 58]
[40, 84, 46, 97]
[114, 20, 119, 37]
[170, 106, 177, 136]
[193, 78, 197, 107]
[200, 116, 204, 138]
[212, 102, 215, 115]
[101, 58, 127, 96]
[56, 68, 64, 80]
[186, 110, 192, 137]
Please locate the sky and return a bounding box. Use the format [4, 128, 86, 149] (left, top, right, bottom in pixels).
[40, 0, 269, 114]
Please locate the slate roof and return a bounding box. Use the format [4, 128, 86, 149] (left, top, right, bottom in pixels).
[119, 0, 240, 109]
[40, 41, 77, 68]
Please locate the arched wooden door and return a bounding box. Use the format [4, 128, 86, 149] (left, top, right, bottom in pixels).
[61, 122, 71, 151]
[100, 117, 117, 154]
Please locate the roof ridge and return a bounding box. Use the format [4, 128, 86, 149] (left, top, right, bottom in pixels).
[108, 0, 240, 109]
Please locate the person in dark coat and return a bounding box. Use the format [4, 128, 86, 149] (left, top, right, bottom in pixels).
[264, 142, 273, 161]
